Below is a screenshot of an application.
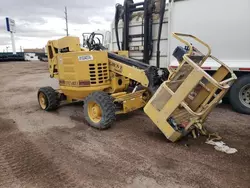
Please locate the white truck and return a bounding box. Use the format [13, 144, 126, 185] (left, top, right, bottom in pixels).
[110, 0, 250, 114]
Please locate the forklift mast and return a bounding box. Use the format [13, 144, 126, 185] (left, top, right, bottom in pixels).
[115, 0, 166, 66]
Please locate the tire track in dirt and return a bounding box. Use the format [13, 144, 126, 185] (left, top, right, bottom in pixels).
[0, 152, 23, 188]
[0, 118, 79, 188]
[40, 123, 190, 188]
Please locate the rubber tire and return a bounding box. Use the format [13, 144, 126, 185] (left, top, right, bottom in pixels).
[83, 91, 116, 129]
[37, 87, 59, 111]
[229, 75, 250, 114]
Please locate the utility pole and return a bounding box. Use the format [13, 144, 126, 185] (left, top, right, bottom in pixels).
[64, 6, 69, 36]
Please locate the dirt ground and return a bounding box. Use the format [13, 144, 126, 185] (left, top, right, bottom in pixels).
[0, 61, 249, 188]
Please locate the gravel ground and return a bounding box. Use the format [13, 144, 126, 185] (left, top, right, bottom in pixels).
[0, 61, 249, 188]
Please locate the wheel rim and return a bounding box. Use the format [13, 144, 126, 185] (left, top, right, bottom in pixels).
[239, 84, 250, 108]
[88, 102, 102, 123]
[39, 92, 47, 109]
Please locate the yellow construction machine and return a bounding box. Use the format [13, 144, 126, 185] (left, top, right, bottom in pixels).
[38, 32, 236, 142]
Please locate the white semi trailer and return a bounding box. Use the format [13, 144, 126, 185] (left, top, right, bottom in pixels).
[110, 0, 250, 114]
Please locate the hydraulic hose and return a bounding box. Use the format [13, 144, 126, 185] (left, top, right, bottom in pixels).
[108, 52, 149, 70]
[156, 0, 166, 68]
[114, 4, 124, 51]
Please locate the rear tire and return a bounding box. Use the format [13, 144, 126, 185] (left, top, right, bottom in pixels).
[229, 75, 250, 114]
[83, 91, 116, 129]
[38, 87, 59, 111]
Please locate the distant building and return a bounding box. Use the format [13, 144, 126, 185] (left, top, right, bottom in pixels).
[23, 48, 47, 61]
[23, 48, 45, 53]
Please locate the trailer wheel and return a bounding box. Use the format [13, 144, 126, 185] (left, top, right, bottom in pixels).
[229, 75, 250, 114]
[83, 91, 116, 129]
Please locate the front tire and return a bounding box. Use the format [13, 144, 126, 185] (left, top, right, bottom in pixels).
[229, 75, 250, 114]
[83, 91, 116, 129]
[38, 87, 59, 111]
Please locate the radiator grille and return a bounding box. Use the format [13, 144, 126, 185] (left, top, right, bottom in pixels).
[89, 63, 109, 85]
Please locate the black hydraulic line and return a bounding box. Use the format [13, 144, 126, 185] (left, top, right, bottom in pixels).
[156, 0, 166, 68]
[123, 0, 134, 50]
[148, 15, 153, 59]
[141, 17, 144, 49]
[86, 32, 95, 50]
[108, 52, 149, 70]
[148, 0, 154, 60]
[143, 0, 153, 64]
[114, 4, 124, 50]
[143, 0, 149, 64]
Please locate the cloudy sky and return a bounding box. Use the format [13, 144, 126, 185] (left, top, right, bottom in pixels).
[0, 0, 129, 52]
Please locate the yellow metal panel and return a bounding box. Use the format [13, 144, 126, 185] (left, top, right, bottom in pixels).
[55, 50, 112, 100]
[161, 70, 203, 118]
[57, 36, 81, 52]
[200, 90, 227, 122]
[114, 90, 145, 101]
[64, 74, 76, 80]
[114, 51, 129, 57]
[114, 90, 147, 114]
[60, 85, 110, 99]
[107, 72, 129, 93]
[58, 51, 110, 84]
[63, 66, 75, 72]
[144, 69, 203, 142]
[189, 66, 229, 111]
[123, 97, 145, 113]
[144, 103, 182, 142]
[108, 59, 149, 87]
